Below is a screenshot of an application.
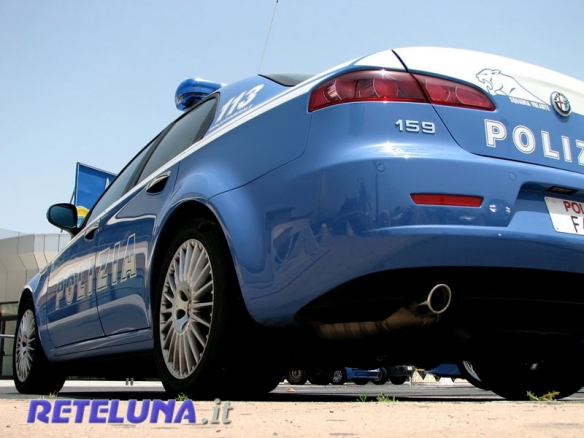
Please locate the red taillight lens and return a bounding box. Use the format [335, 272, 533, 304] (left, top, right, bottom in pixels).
[411, 194, 483, 207]
[308, 70, 495, 112]
[413, 75, 495, 110]
[308, 70, 428, 111]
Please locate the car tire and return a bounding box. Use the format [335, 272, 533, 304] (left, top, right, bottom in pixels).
[13, 297, 66, 395]
[331, 369, 348, 385]
[286, 369, 308, 385]
[353, 378, 369, 385]
[388, 375, 408, 385]
[457, 361, 489, 391]
[153, 218, 260, 398]
[372, 367, 388, 385]
[471, 345, 584, 401]
[308, 369, 333, 385]
[233, 370, 282, 397]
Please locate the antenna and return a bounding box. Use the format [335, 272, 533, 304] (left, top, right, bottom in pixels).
[258, 0, 279, 74]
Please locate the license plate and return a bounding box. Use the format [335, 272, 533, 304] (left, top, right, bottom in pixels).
[544, 196, 584, 236]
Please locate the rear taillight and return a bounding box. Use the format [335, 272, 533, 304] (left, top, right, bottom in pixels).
[413, 75, 495, 110]
[308, 70, 495, 112]
[308, 70, 427, 111]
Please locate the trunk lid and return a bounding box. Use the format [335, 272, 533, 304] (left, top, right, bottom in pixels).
[393, 47, 584, 174]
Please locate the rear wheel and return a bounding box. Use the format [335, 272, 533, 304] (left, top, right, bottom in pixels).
[457, 361, 489, 390]
[471, 345, 584, 401]
[153, 219, 268, 398]
[232, 370, 282, 397]
[13, 297, 66, 395]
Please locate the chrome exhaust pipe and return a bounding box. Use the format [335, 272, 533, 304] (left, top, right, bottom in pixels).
[416, 284, 452, 315]
[315, 284, 452, 340]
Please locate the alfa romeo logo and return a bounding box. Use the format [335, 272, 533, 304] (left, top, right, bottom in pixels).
[551, 91, 571, 116]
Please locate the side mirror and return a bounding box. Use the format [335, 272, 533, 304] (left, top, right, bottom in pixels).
[47, 203, 78, 233]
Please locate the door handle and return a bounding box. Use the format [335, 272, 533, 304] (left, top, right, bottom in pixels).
[146, 172, 171, 194]
[84, 220, 100, 240]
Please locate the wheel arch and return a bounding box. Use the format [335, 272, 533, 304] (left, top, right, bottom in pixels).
[148, 199, 245, 322]
[17, 288, 33, 314]
[18, 271, 56, 355]
[17, 288, 43, 339]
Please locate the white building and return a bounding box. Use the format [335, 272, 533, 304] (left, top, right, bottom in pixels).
[0, 228, 70, 377]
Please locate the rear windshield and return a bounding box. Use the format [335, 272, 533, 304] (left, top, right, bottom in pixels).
[260, 73, 314, 87]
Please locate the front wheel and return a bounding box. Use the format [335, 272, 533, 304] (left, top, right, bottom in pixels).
[13, 297, 66, 395]
[153, 219, 253, 398]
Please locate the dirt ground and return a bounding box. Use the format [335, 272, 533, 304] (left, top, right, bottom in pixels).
[1, 398, 583, 438]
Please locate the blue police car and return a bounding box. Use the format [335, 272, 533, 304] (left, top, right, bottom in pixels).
[14, 47, 584, 400]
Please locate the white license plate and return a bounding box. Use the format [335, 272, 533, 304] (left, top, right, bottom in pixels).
[544, 196, 584, 236]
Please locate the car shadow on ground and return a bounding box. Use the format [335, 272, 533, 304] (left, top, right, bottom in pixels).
[56, 386, 505, 402]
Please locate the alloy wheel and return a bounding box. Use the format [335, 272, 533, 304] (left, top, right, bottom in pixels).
[15, 309, 36, 383]
[159, 238, 214, 379]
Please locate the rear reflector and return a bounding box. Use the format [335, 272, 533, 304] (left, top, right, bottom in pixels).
[411, 194, 483, 207]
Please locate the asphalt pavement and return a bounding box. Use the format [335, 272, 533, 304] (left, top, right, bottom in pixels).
[1, 378, 583, 402]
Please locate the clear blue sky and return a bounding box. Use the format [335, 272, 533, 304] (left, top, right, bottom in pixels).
[2, 0, 584, 234]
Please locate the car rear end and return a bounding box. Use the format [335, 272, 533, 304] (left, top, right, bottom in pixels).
[293, 47, 584, 341]
[211, 47, 584, 400]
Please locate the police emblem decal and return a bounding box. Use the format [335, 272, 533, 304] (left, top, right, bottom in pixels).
[551, 91, 571, 116]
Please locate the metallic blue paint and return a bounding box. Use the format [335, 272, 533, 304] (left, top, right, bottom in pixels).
[44, 232, 104, 348]
[20, 47, 584, 366]
[345, 368, 381, 381]
[209, 99, 584, 326]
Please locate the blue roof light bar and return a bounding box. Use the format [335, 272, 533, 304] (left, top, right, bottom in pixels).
[175, 78, 224, 111]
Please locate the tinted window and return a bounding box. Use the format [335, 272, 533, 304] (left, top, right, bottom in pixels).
[84, 137, 158, 224]
[137, 97, 217, 183]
